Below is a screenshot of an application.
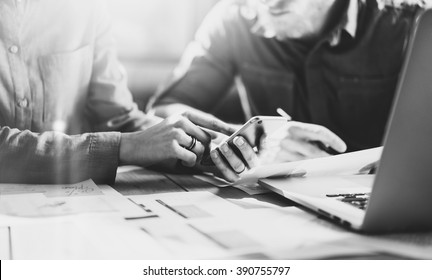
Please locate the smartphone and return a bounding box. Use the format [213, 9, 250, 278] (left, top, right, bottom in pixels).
[201, 116, 289, 166]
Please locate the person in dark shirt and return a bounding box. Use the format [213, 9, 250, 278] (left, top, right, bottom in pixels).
[149, 0, 427, 181]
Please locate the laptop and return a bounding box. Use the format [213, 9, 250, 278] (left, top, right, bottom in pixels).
[259, 9, 432, 233]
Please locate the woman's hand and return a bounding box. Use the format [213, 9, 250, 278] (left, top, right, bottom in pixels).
[119, 111, 236, 168]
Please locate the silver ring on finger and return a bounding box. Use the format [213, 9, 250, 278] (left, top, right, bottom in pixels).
[186, 136, 197, 151]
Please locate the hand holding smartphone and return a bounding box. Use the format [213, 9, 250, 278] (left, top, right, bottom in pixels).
[201, 116, 289, 166]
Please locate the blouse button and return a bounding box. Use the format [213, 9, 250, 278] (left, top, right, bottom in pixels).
[9, 45, 19, 54]
[17, 98, 29, 108]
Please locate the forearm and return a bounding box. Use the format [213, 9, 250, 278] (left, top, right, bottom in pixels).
[0, 127, 120, 184]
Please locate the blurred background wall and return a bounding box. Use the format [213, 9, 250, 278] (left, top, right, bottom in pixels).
[106, 0, 220, 111]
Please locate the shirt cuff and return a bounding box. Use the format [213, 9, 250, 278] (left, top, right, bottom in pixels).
[89, 131, 121, 184]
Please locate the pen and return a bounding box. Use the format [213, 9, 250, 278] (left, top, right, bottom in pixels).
[8, 226, 13, 260]
[276, 108, 292, 121]
[358, 160, 379, 174]
[276, 108, 340, 155]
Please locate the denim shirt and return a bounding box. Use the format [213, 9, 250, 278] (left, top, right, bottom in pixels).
[0, 0, 153, 184]
[151, 0, 422, 151]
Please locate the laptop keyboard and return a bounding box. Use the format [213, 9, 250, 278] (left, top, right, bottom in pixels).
[326, 193, 371, 210]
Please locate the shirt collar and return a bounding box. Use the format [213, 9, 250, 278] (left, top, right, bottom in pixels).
[329, 0, 361, 46]
[345, 0, 360, 38]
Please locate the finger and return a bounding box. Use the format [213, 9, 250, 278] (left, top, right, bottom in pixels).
[218, 143, 246, 174]
[210, 150, 238, 182]
[183, 111, 237, 136]
[232, 136, 258, 169]
[200, 127, 229, 141]
[209, 131, 229, 145]
[175, 116, 212, 145]
[280, 137, 330, 158]
[190, 139, 206, 162]
[174, 128, 197, 149]
[174, 143, 197, 167]
[288, 124, 347, 153]
[174, 129, 206, 164]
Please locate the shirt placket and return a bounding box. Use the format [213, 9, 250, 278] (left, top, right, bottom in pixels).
[304, 39, 339, 131]
[304, 45, 326, 123]
[8, 0, 32, 130]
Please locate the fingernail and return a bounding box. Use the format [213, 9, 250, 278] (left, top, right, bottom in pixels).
[234, 136, 245, 147]
[221, 144, 229, 153]
[210, 151, 219, 159]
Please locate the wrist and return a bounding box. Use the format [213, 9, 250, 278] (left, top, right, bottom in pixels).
[119, 133, 133, 165]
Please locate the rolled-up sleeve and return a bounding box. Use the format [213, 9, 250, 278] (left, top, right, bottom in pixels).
[0, 126, 120, 184]
[0, 0, 156, 185]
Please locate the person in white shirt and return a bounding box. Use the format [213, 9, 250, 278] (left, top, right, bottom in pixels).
[0, 0, 235, 184]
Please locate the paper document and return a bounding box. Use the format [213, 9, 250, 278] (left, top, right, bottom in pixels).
[237, 147, 383, 184]
[9, 215, 169, 259]
[0, 179, 103, 197]
[0, 180, 146, 219]
[323, 231, 432, 259]
[129, 191, 245, 221]
[0, 226, 11, 260]
[128, 191, 248, 259]
[115, 168, 184, 195]
[187, 207, 359, 258]
[0, 193, 114, 217]
[128, 192, 394, 259]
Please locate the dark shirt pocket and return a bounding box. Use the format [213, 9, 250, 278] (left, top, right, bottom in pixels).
[38, 44, 93, 131]
[336, 75, 398, 150]
[239, 63, 295, 116]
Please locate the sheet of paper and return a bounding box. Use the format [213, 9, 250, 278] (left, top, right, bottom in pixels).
[0, 193, 115, 217]
[0, 179, 103, 197]
[0, 180, 147, 219]
[129, 191, 246, 221]
[0, 226, 11, 260]
[193, 173, 270, 195]
[266, 239, 395, 260]
[114, 168, 184, 195]
[165, 173, 221, 192]
[350, 232, 432, 259]
[9, 214, 170, 259]
[237, 147, 383, 184]
[129, 194, 383, 259]
[227, 196, 292, 210]
[291, 231, 432, 260]
[98, 184, 154, 219]
[188, 206, 432, 260]
[126, 191, 249, 259]
[193, 174, 230, 188]
[187, 207, 357, 257]
[134, 219, 230, 259]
